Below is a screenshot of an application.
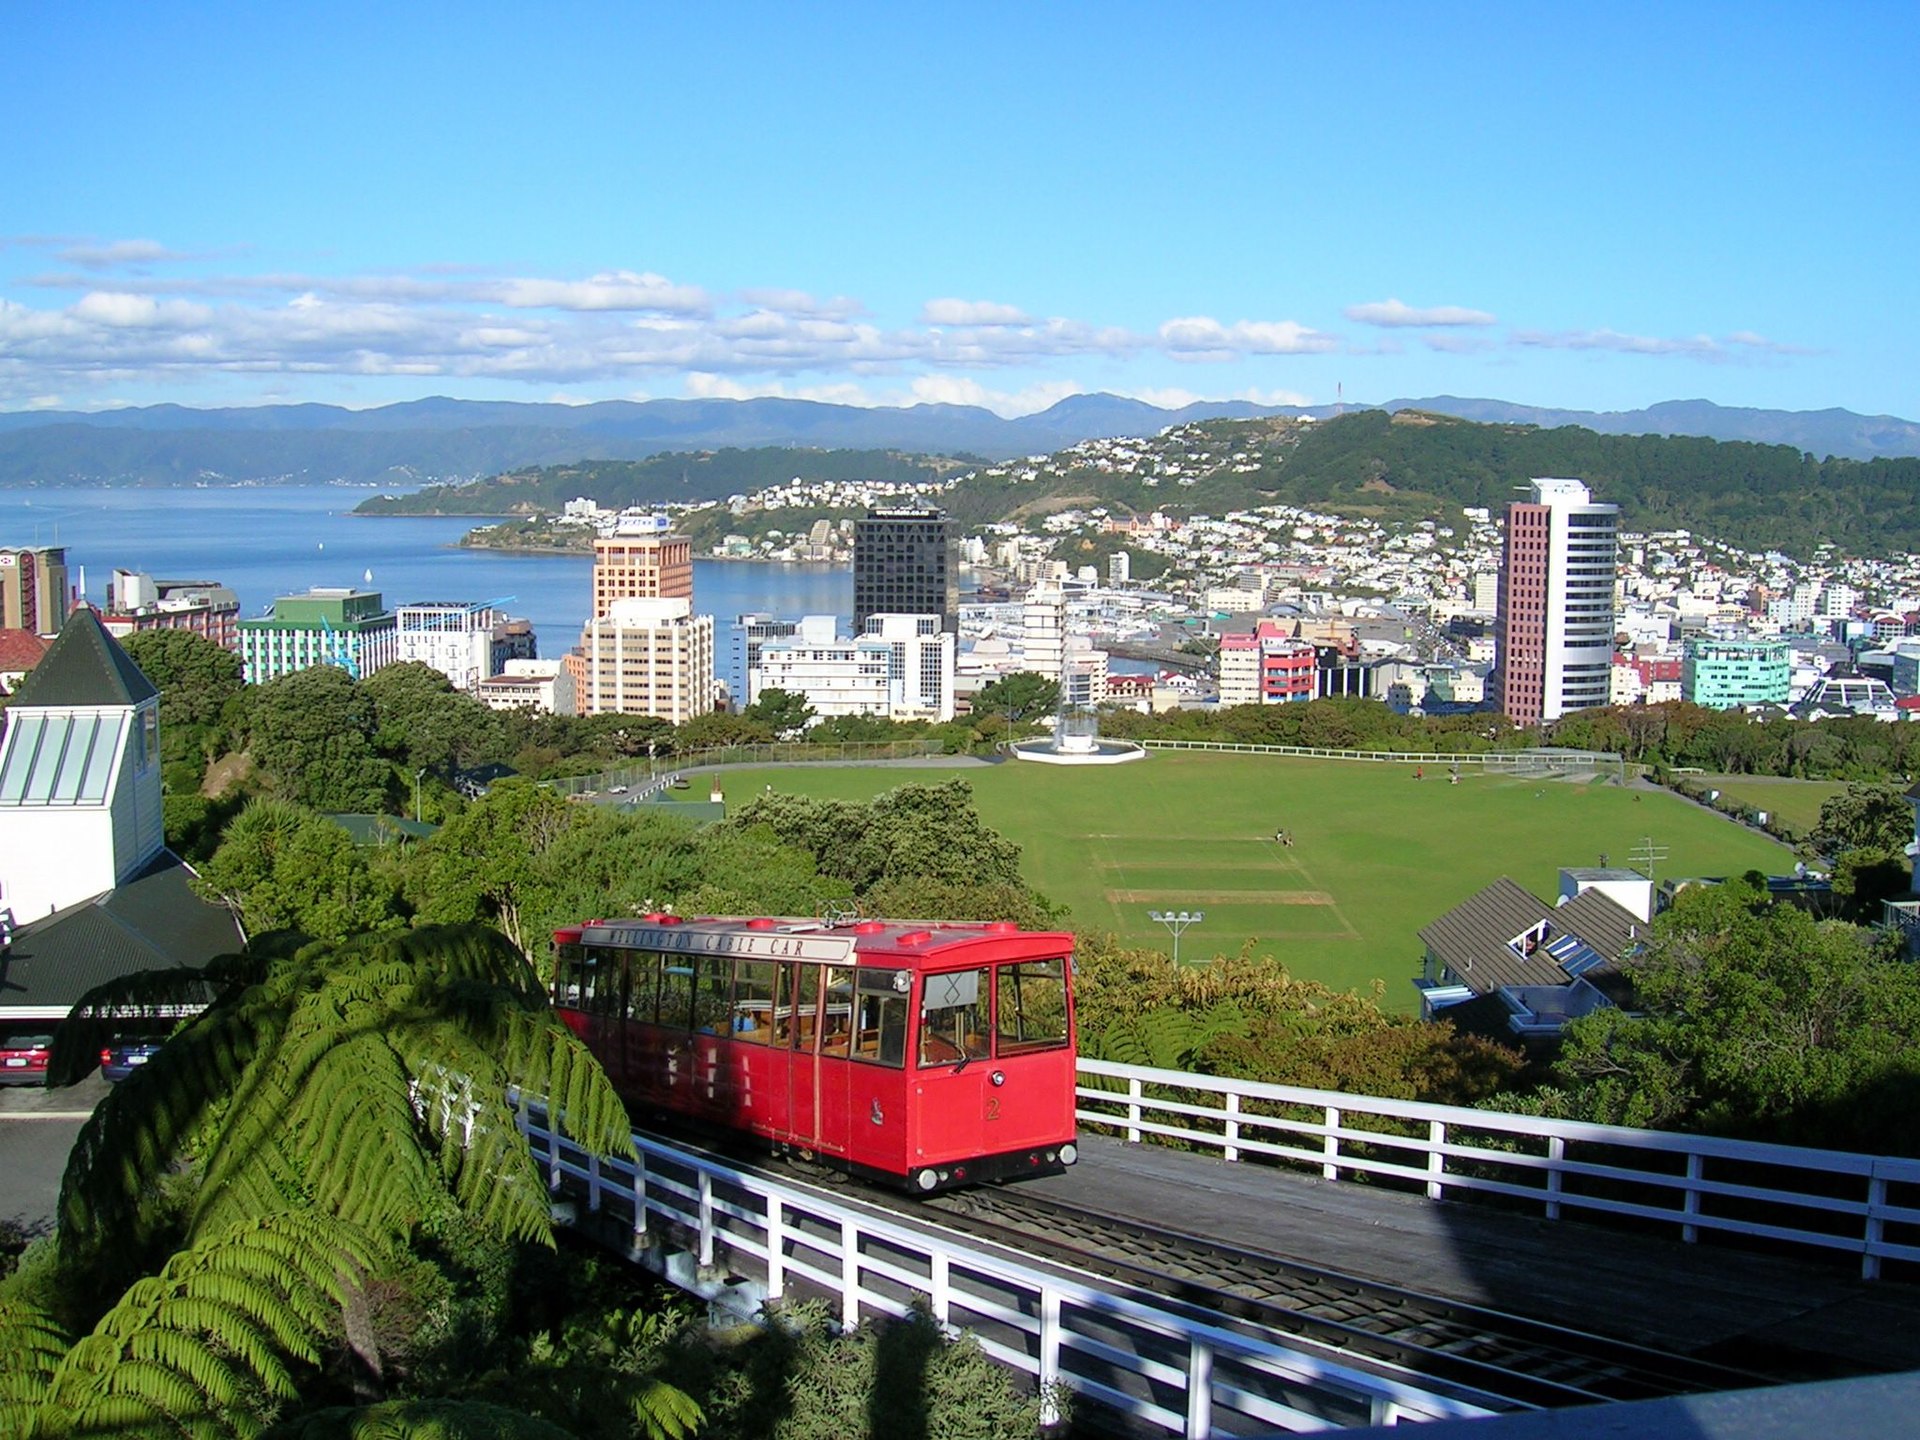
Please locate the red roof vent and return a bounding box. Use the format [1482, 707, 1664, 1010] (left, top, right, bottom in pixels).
[986, 922, 1020, 934]
[647, 913, 684, 925]
[746, 917, 778, 929]
[898, 930, 932, 947]
[854, 921, 887, 934]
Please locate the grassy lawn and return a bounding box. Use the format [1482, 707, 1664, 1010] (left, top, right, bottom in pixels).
[706, 755, 1794, 1012]
[1685, 774, 1845, 838]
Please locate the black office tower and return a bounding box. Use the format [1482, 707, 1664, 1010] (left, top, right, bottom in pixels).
[853, 507, 956, 634]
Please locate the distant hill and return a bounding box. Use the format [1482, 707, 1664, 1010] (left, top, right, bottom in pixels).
[0, 392, 1913, 487]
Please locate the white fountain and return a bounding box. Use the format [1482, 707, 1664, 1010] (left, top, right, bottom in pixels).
[1009, 704, 1147, 767]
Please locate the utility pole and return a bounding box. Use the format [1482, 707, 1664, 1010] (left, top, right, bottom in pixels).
[1629, 835, 1669, 886]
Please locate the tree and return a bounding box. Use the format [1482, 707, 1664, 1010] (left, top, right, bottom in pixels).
[401, 780, 588, 960]
[194, 799, 405, 941]
[673, 711, 773, 753]
[1809, 782, 1913, 860]
[726, 780, 1027, 897]
[2, 925, 684, 1439]
[740, 687, 816, 740]
[362, 661, 506, 774]
[123, 629, 245, 732]
[1534, 879, 1920, 1152]
[244, 666, 390, 812]
[973, 672, 1059, 725]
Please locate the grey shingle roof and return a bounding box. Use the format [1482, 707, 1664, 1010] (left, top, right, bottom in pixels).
[1418, 877, 1565, 995]
[8, 608, 158, 710]
[0, 853, 241, 1014]
[1419, 877, 1645, 999]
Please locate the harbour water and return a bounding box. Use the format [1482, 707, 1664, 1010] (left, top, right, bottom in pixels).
[0, 486, 851, 652]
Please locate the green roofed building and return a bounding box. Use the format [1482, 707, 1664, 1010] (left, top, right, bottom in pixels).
[1682, 636, 1791, 709]
[238, 587, 398, 685]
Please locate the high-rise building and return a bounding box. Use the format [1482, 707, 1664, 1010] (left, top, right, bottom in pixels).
[750, 613, 955, 723]
[100, 571, 241, 650]
[237, 588, 398, 685]
[0, 547, 70, 636]
[394, 601, 536, 692]
[1494, 479, 1619, 727]
[1683, 637, 1790, 709]
[580, 597, 714, 723]
[725, 613, 808, 713]
[853, 508, 955, 635]
[591, 514, 692, 618]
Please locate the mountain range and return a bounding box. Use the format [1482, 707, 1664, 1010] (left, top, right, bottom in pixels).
[0, 393, 1914, 487]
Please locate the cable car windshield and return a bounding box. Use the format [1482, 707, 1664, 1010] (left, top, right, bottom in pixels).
[919, 967, 992, 1067]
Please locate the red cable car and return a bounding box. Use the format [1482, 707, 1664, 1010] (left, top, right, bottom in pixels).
[552, 915, 1079, 1192]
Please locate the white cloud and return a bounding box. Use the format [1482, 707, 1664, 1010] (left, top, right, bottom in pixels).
[1157, 316, 1338, 360]
[493, 270, 709, 314]
[1728, 330, 1818, 357]
[738, 288, 863, 319]
[908, 376, 1082, 416]
[1344, 297, 1496, 328]
[71, 292, 212, 328]
[921, 298, 1031, 327]
[1423, 334, 1499, 355]
[56, 238, 187, 269]
[1513, 328, 1727, 360]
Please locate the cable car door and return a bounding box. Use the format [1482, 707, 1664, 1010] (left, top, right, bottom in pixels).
[784, 963, 844, 1155]
[912, 967, 993, 1164]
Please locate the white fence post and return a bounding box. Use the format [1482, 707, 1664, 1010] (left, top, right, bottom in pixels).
[632, 1150, 649, 1241]
[698, 1171, 715, 1267]
[1224, 1091, 1241, 1163]
[587, 1152, 603, 1212]
[1323, 1106, 1341, 1180]
[929, 1250, 950, 1325]
[765, 1196, 786, 1299]
[1681, 1153, 1704, 1244]
[1039, 1287, 1063, 1428]
[1185, 1338, 1214, 1440]
[840, 1219, 860, 1329]
[1127, 1076, 1144, 1144]
[1866, 1172, 1888, 1281]
[1545, 1136, 1565, 1220]
[1426, 1120, 1446, 1200]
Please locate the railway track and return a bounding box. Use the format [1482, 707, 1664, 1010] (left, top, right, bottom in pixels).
[914, 1184, 1771, 1411]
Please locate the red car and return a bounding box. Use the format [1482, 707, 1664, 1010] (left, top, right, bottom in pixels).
[0, 1032, 53, 1086]
[553, 915, 1080, 1193]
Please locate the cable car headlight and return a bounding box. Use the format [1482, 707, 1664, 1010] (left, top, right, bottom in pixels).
[892, 969, 912, 993]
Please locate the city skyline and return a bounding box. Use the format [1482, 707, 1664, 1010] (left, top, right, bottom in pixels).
[3, 4, 1914, 420]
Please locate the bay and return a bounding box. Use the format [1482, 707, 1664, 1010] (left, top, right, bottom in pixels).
[0, 486, 852, 657]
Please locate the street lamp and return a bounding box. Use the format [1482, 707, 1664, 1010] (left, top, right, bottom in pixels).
[1147, 909, 1205, 965]
[413, 767, 429, 823]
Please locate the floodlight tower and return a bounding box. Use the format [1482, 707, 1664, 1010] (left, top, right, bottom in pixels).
[1148, 909, 1205, 965]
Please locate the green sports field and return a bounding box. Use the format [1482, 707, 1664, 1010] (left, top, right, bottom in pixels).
[707, 754, 1794, 1012]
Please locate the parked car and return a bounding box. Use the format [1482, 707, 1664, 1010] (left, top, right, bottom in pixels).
[99, 1037, 167, 1082]
[0, 1032, 53, 1086]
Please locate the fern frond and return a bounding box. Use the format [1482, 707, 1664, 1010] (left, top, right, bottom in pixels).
[632, 1376, 704, 1440]
[45, 1214, 374, 1438]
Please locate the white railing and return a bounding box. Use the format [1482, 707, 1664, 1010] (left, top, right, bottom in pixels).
[1077, 1059, 1920, 1280]
[516, 1104, 1498, 1435]
[1139, 741, 1622, 774]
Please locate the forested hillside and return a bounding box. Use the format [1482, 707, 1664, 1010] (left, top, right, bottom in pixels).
[356, 447, 974, 515]
[355, 411, 1920, 557]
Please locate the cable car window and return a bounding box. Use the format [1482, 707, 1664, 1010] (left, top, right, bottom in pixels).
[995, 958, 1071, 1054]
[554, 943, 584, 1008]
[919, 967, 992, 1066]
[779, 963, 821, 1049]
[852, 967, 908, 1067]
[693, 953, 733, 1035]
[734, 959, 776, 1043]
[628, 948, 660, 1022]
[659, 960, 695, 1031]
[819, 968, 854, 1056]
[580, 945, 609, 1016]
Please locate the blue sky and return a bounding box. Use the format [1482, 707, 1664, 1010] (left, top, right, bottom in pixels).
[3, 2, 1914, 418]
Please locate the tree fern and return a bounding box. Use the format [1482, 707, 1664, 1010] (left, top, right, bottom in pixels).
[38, 1213, 376, 1440]
[0, 1298, 70, 1440]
